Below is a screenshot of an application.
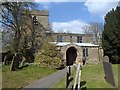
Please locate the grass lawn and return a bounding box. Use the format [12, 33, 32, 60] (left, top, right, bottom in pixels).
[52, 63, 119, 89]
[81, 64, 118, 88]
[2, 64, 56, 88]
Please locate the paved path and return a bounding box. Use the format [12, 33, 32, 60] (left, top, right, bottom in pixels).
[24, 68, 67, 88]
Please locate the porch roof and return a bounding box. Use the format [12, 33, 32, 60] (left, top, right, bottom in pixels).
[54, 42, 99, 47]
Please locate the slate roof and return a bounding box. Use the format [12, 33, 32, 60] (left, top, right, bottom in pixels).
[52, 42, 99, 47]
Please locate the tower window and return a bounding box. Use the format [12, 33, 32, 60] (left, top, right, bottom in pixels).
[77, 36, 82, 43]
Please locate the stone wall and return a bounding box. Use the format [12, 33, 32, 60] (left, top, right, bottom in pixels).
[60, 44, 83, 65]
[28, 10, 49, 49]
[52, 33, 93, 43]
[87, 47, 99, 64]
[59, 44, 103, 65]
[30, 10, 49, 29]
[85, 47, 103, 64]
[82, 35, 93, 43]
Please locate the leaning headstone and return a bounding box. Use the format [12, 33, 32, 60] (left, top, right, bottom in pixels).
[3, 56, 7, 65]
[103, 56, 115, 87]
[10, 52, 20, 71]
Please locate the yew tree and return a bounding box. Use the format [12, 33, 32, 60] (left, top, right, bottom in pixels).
[102, 6, 120, 64]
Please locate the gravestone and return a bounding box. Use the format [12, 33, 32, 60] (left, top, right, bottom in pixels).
[10, 52, 20, 71]
[103, 56, 115, 87]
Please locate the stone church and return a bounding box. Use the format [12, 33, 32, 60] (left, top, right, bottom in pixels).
[51, 33, 103, 65]
[30, 10, 103, 65]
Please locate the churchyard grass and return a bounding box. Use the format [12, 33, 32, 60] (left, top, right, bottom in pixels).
[52, 64, 119, 88]
[81, 64, 118, 88]
[2, 64, 56, 88]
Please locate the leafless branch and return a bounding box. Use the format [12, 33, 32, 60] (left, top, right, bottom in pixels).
[0, 21, 16, 30]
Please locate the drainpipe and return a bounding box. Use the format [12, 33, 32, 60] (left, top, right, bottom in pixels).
[98, 46, 100, 62]
[70, 35, 73, 44]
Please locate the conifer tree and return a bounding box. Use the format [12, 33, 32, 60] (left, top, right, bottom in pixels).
[102, 6, 120, 64]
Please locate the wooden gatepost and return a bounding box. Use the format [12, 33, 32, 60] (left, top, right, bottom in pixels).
[73, 63, 82, 90]
[66, 63, 82, 90]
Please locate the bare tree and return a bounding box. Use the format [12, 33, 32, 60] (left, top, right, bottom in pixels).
[82, 22, 103, 45]
[1, 27, 14, 52]
[82, 25, 91, 34]
[90, 22, 103, 45]
[1, 2, 37, 52]
[1, 2, 37, 71]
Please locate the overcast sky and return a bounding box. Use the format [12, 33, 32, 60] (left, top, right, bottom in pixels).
[36, 0, 118, 34]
